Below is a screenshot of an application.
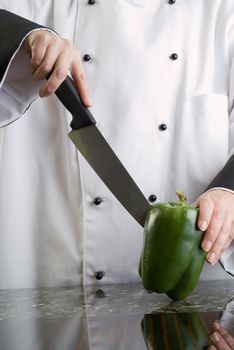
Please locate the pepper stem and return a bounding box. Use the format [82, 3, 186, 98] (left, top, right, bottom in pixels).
[176, 190, 187, 206]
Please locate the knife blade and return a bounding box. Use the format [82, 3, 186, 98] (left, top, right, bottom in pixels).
[54, 76, 150, 227]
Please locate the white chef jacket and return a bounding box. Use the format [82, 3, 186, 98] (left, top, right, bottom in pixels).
[0, 0, 234, 289]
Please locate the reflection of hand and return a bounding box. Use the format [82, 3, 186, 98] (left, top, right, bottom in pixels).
[194, 189, 234, 264]
[208, 321, 234, 350]
[24, 30, 91, 105]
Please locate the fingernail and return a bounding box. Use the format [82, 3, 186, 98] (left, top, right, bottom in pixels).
[214, 321, 220, 330]
[207, 252, 216, 264]
[199, 220, 208, 231]
[87, 98, 92, 106]
[202, 240, 212, 252]
[211, 332, 220, 342]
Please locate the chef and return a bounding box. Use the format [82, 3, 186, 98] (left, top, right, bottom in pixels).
[0, 0, 233, 291]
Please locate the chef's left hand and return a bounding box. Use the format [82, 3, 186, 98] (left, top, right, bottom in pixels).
[194, 189, 234, 265]
[208, 321, 234, 350]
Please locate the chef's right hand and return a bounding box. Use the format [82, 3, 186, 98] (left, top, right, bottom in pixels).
[23, 30, 91, 106]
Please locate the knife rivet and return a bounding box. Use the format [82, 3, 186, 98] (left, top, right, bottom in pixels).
[88, 0, 96, 4]
[94, 197, 102, 205]
[149, 194, 157, 203]
[83, 54, 92, 62]
[95, 271, 104, 280]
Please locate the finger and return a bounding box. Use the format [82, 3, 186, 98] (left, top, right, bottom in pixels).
[201, 201, 226, 255]
[30, 40, 48, 73]
[213, 320, 221, 332]
[197, 196, 215, 253]
[39, 52, 71, 97]
[229, 221, 234, 247]
[213, 222, 234, 262]
[210, 332, 233, 350]
[213, 320, 234, 348]
[217, 324, 234, 348]
[71, 54, 91, 107]
[206, 217, 232, 264]
[197, 196, 214, 232]
[221, 234, 233, 253]
[33, 37, 72, 81]
[28, 32, 58, 73]
[33, 44, 63, 80]
[206, 202, 226, 238]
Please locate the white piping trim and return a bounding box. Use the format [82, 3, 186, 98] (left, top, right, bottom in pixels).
[204, 187, 234, 195]
[0, 28, 55, 90]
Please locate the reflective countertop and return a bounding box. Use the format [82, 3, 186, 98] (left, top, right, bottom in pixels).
[0, 280, 233, 349]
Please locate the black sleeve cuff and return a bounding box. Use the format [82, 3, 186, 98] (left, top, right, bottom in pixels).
[0, 10, 46, 83]
[205, 154, 234, 191]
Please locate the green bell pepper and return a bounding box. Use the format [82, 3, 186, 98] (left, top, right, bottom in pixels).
[139, 191, 206, 301]
[141, 312, 212, 350]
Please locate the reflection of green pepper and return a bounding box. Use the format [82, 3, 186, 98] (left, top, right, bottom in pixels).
[139, 191, 206, 301]
[141, 312, 212, 350]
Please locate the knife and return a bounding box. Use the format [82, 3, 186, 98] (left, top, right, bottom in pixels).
[54, 76, 150, 227]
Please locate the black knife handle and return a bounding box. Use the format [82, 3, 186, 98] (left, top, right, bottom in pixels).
[54, 75, 96, 130]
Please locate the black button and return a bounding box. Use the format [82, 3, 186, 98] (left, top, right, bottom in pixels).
[95, 289, 106, 297]
[95, 271, 104, 280]
[168, 0, 176, 4]
[170, 53, 178, 60]
[83, 54, 92, 62]
[149, 194, 157, 203]
[88, 0, 96, 4]
[94, 197, 102, 205]
[158, 123, 167, 131]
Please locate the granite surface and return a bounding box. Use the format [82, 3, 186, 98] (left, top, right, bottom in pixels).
[0, 281, 233, 349]
[0, 280, 233, 319]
